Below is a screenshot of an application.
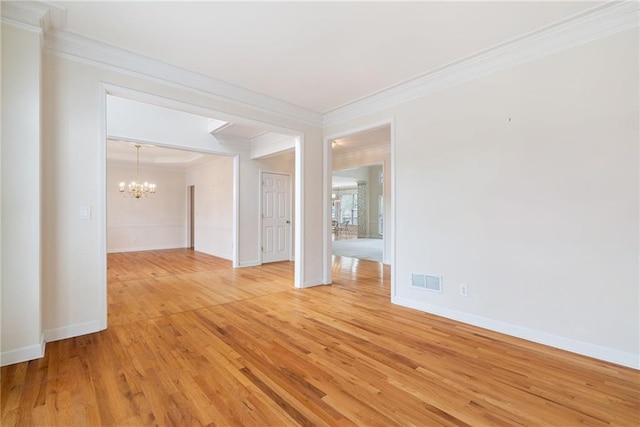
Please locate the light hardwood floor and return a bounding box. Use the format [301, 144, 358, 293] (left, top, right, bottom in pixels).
[2, 249, 639, 425]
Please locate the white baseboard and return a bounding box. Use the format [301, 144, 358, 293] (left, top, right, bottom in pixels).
[43, 320, 103, 342]
[1, 335, 45, 367]
[107, 244, 185, 253]
[197, 249, 233, 261]
[393, 296, 639, 370]
[238, 260, 260, 268]
[300, 278, 329, 288]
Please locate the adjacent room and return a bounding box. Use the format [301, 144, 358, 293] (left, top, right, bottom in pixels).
[331, 165, 385, 262]
[107, 141, 233, 257]
[331, 125, 391, 264]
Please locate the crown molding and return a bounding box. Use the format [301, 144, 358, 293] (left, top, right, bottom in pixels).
[1, 1, 47, 29]
[5, 2, 320, 129]
[251, 134, 296, 159]
[323, 1, 640, 126]
[251, 132, 293, 146]
[43, 29, 323, 127]
[0, 1, 65, 31]
[214, 134, 253, 151]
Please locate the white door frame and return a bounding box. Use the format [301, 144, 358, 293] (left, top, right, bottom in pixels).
[259, 170, 293, 264]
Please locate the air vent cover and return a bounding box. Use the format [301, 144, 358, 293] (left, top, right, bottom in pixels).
[411, 273, 442, 293]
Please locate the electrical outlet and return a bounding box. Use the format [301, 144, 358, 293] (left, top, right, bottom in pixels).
[459, 284, 468, 297]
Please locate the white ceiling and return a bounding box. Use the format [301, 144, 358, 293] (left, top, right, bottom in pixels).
[333, 125, 390, 155]
[107, 140, 222, 170]
[55, 1, 597, 113]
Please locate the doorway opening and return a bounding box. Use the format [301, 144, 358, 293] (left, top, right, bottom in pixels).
[324, 122, 394, 291]
[101, 87, 306, 331]
[331, 163, 384, 262]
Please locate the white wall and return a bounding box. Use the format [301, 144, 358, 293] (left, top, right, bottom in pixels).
[325, 29, 639, 367]
[1, 24, 43, 364]
[186, 157, 234, 259]
[107, 162, 186, 252]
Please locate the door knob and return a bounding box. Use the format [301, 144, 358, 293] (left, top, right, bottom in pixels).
[286, 220, 291, 224]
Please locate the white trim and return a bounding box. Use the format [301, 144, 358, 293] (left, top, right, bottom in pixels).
[324, 120, 395, 145]
[195, 250, 233, 261]
[0, 336, 45, 367]
[393, 296, 639, 370]
[323, 1, 640, 125]
[322, 133, 332, 284]
[215, 135, 253, 151]
[0, 1, 48, 29]
[302, 279, 329, 288]
[251, 136, 296, 159]
[107, 244, 189, 254]
[389, 119, 396, 293]
[238, 260, 261, 268]
[252, 132, 294, 146]
[102, 84, 301, 140]
[0, 341, 45, 367]
[43, 321, 102, 343]
[103, 82, 302, 178]
[232, 155, 240, 268]
[294, 136, 304, 288]
[44, 30, 322, 127]
[98, 84, 108, 331]
[107, 223, 186, 229]
[258, 170, 264, 265]
[1, 17, 44, 35]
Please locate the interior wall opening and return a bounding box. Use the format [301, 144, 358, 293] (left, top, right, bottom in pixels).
[331, 163, 384, 262]
[103, 89, 305, 328]
[106, 140, 233, 257]
[328, 125, 392, 267]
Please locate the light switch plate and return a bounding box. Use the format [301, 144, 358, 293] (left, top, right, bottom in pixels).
[80, 206, 91, 219]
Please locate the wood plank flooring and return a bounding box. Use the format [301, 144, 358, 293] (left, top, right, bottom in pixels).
[2, 249, 639, 426]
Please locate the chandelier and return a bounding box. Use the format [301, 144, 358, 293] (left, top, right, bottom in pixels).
[119, 144, 156, 199]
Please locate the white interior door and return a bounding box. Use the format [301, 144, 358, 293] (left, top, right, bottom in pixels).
[262, 172, 291, 263]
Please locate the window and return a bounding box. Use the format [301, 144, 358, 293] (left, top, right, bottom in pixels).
[340, 193, 358, 225]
